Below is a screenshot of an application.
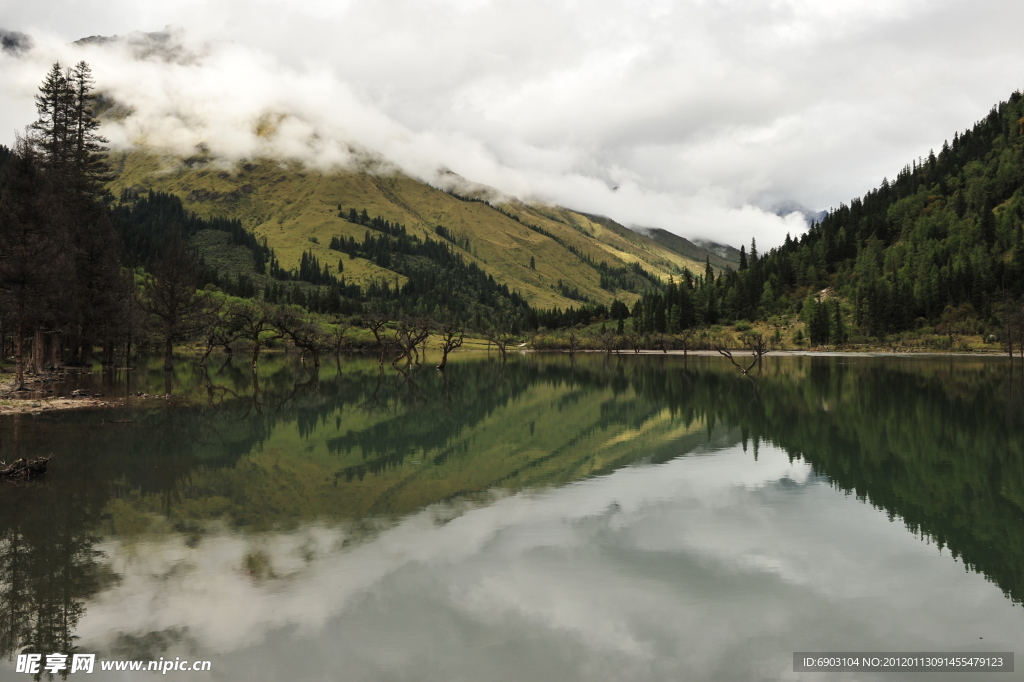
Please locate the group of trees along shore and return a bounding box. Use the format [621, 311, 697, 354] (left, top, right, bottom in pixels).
[0, 62, 123, 389]
[6, 62, 1024, 380]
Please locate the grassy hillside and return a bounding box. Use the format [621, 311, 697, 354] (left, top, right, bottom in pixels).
[108, 150, 724, 310]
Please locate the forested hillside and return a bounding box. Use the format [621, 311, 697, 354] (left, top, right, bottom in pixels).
[695, 90, 1024, 344]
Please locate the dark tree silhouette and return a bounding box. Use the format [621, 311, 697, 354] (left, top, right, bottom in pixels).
[141, 232, 211, 376]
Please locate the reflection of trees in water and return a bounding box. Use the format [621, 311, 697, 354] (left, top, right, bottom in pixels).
[0, 354, 1023, 664]
[0, 398, 280, 669]
[0, 469, 104, 673]
[325, 355, 1024, 607]
[670, 357, 1024, 606]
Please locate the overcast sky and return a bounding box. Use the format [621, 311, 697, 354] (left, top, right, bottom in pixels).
[2, 0, 1023, 248]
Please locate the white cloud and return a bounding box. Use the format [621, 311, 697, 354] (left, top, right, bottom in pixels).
[66, 445, 1023, 681]
[2, 0, 1023, 248]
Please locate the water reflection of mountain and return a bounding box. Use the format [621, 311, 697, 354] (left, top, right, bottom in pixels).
[731, 358, 1024, 607]
[0, 353, 1022, 664]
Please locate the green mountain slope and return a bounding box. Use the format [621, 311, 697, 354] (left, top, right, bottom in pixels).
[108, 150, 726, 310]
[664, 89, 1024, 340]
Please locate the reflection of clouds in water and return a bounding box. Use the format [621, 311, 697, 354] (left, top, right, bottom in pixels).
[74, 445, 1024, 681]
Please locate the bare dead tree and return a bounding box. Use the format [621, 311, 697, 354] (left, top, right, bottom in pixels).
[567, 327, 581, 356]
[483, 328, 515, 362]
[229, 299, 281, 374]
[327, 318, 351, 356]
[714, 345, 757, 374]
[436, 320, 464, 370]
[594, 327, 619, 355]
[363, 313, 393, 366]
[714, 332, 769, 375]
[623, 330, 642, 354]
[676, 328, 696, 358]
[412, 318, 433, 361]
[196, 299, 243, 367]
[393, 318, 431, 367]
[746, 332, 769, 371]
[273, 305, 329, 368]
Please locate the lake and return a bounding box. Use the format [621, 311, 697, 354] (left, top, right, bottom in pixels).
[0, 353, 1022, 681]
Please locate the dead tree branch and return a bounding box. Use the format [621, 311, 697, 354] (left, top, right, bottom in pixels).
[436, 321, 464, 370]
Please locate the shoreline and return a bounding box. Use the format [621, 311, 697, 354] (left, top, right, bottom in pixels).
[541, 348, 1012, 358]
[0, 396, 123, 415]
[0, 348, 1014, 416]
[0, 376, 167, 414]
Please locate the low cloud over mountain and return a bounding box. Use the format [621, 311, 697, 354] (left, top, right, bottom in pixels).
[3, 1, 1024, 248]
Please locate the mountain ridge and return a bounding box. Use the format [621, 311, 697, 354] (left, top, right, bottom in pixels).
[108, 149, 735, 310]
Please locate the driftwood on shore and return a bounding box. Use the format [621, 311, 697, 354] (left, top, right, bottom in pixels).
[0, 456, 51, 481]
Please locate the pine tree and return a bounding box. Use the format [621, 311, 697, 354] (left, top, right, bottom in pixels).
[29, 63, 73, 177]
[68, 61, 109, 195]
[28, 60, 108, 196]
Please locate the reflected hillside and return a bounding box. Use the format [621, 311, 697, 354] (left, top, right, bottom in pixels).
[727, 357, 1024, 606]
[0, 353, 1022, 663]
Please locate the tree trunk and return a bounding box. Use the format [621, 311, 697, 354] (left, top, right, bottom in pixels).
[101, 339, 114, 368]
[80, 336, 93, 367]
[164, 336, 174, 372]
[50, 331, 62, 369]
[14, 313, 25, 391]
[32, 327, 44, 375]
[199, 342, 214, 367]
[251, 339, 261, 373]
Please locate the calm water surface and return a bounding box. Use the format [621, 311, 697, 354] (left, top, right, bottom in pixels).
[0, 353, 1022, 681]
